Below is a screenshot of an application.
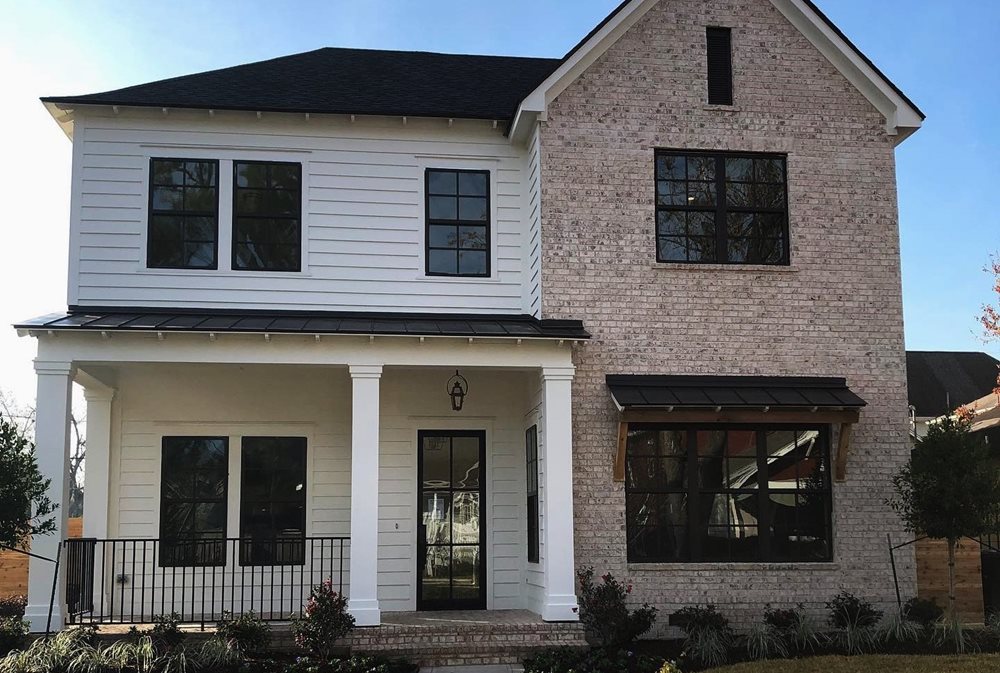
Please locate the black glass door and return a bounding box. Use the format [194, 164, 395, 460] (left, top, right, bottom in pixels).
[417, 430, 486, 610]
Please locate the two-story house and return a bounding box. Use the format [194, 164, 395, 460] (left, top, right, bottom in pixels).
[17, 0, 922, 647]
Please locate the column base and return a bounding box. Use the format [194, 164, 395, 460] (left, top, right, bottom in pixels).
[348, 599, 382, 626]
[541, 595, 580, 622]
[25, 604, 63, 634]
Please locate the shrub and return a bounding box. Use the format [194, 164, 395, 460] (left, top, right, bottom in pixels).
[904, 597, 944, 628]
[742, 622, 788, 661]
[0, 617, 27, 658]
[876, 611, 922, 646]
[0, 598, 25, 620]
[522, 646, 667, 673]
[763, 603, 824, 654]
[216, 610, 271, 654]
[826, 592, 882, 629]
[671, 606, 734, 669]
[293, 579, 355, 662]
[576, 567, 657, 649]
[149, 612, 186, 650]
[932, 616, 974, 654]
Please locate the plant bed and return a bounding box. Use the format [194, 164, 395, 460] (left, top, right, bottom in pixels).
[704, 654, 1000, 673]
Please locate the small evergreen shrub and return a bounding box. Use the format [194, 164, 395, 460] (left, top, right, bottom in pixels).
[576, 567, 657, 649]
[522, 646, 666, 673]
[0, 617, 27, 657]
[293, 579, 355, 662]
[763, 603, 824, 653]
[149, 612, 186, 650]
[904, 597, 944, 628]
[742, 622, 788, 661]
[877, 611, 922, 646]
[216, 610, 271, 654]
[826, 592, 882, 655]
[671, 605, 734, 669]
[0, 598, 25, 620]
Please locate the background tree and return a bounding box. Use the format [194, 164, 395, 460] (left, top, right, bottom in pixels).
[980, 254, 1000, 392]
[0, 410, 57, 550]
[888, 415, 1000, 617]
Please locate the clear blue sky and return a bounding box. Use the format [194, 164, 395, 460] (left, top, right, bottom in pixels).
[0, 0, 997, 402]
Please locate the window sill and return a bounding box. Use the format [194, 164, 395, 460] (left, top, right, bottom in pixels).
[138, 268, 311, 278]
[417, 274, 501, 284]
[703, 105, 740, 113]
[628, 562, 839, 572]
[650, 263, 798, 273]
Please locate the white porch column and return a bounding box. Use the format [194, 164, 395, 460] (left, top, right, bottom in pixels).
[348, 364, 382, 626]
[81, 384, 114, 540]
[540, 366, 579, 621]
[26, 360, 74, 632]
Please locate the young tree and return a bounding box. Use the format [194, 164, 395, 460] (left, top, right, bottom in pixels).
[980, 255, 1000, 392]
[888, 415, 1000, 617]
[0, 411, 57, 550]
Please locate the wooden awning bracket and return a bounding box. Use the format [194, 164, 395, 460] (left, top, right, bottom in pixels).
[834, 422, 854, 482]
[613, 422, 628, 482]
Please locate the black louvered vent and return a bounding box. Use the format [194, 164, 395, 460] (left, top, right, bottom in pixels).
[706, 27, 733, 105]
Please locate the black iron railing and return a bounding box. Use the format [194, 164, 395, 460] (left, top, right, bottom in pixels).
[64, 536, 349, 626]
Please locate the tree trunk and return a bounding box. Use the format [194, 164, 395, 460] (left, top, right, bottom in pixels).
[947, 536, 958, 619]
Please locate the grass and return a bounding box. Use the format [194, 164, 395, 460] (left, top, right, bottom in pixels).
[707, 654, 1000, 672]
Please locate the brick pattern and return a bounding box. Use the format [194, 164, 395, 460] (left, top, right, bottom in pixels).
[538, 0, 914, 635]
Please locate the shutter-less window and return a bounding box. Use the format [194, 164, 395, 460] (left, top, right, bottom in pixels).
[706, 27, 733, 105]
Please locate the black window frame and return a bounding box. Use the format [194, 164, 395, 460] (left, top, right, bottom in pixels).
[525, 425, 540, 564]
[424, 168, 491, 278]
[654, 149, 790, 266]
[147, 158, 220, 270]
[706, 26, 734, 106]
[158, 436, 229, 568]
[625, 423, 833, 564]
[238, 436, 308, 567]
[232, 160, 303, 273]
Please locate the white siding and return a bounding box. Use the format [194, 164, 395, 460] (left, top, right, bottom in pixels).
[523, 123, 543, 317]
[70, 109, 533, 314]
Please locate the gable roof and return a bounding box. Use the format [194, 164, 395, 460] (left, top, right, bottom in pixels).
[41, 0, 922, 142]
[906, 351, 1000, 418]
[41, 47, 560, 122]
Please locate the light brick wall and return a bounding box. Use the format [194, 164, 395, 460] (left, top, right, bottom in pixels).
[538, 0, 913, 633]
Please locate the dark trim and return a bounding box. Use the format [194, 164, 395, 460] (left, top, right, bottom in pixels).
[146, 158, 220, 270]
[416, 429, 488, 611]
[424, 168, 491, 278]
[558, 0, 632, 66]
[231, 160, 303, 273]
[653, 149, 790, 266]
[525, 425, 540, 565]
[624, 423, 834, 564]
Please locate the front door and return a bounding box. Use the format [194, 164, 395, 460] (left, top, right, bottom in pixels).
[417, 430, 486, 610]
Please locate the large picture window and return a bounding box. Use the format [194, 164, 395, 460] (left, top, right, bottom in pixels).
[239, 437, 307, 566]
[159, 437, 228, 567]
[625, 425, 831, 563]
[525, 425, 540, 564]
[233, 161, 302, 272]
[147, 159, 219, 269]
[425, 168, 490, 277]
[654, 151, 788, 265]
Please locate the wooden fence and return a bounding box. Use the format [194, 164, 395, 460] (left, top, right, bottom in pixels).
[0, 517, 82, 598]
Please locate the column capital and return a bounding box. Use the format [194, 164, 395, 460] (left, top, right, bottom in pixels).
[83, 387, 115, 403]
[349, 364, 383, 379]
[541, 366, 575, 382]
[34, 360, 74, 376]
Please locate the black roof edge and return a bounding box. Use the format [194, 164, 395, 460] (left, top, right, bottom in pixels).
[606, 373, 852, 388]
[559, 0, 633, 66]
[802, 0, 925, 120]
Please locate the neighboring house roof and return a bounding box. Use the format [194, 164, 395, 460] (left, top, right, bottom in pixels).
[14, 308, 590, 341]
[906, 351, 1000, 418]
[41, 48, 560, 121]
[41, 0, 922, 141]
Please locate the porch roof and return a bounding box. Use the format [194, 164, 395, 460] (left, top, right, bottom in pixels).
[15, 308, 590, 340]
[606, 374, 867, 410]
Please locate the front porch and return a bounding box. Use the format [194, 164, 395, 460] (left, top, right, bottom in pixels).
[19, 317, 585, 633]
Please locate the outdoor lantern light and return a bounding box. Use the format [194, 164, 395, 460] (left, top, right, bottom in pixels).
[447, 370, 468, 411]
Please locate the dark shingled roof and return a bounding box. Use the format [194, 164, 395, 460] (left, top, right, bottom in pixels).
[14, 308, 589, 340]
[40, 48, 561, 121]
[906, 351, 1000, 418]
[606, 375, 866, 409]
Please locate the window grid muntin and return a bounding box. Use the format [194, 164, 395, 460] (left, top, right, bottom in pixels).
[625, 424, 831, 563]
[159, 436, 229, 567]
[425, 168, 491, 277]
[525, 425, 540, 564]
[239, 436, 308, 566]
[654, 150, 789, 266]
[232, 160, 302, 272]
[147, 158, 220, 270]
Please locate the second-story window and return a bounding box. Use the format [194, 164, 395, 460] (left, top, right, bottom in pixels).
[654, 150, 788, 265]
[148, 159, 219, 269]
[425, 168, 490, 277]
[233, 161, 302, 272]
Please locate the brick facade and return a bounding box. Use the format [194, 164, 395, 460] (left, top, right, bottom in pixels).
[539, 0, 913, 633]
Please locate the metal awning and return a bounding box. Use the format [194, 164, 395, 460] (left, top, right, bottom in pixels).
[15, 308, 590, 340]
[606, 374, 866, 411]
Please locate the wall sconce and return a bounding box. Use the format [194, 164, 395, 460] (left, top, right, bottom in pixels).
[447, 370, 468, 411]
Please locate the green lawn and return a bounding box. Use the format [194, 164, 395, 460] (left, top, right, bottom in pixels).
[708, 654, 1000, 672]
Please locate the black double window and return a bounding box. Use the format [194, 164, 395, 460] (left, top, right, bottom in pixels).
[425, 169, 490, 277]
[625, 425, 832, 563]
[159, 437, 228, 567]
[147, 159, 219, 269]
[525, 425, 540, 564]
[655, 151, 788, 265]
[233, 161, 302, 272]
[239, 437, 307, 566]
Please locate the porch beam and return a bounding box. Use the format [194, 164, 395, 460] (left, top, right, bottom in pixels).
[348, 364, 382, 626]
[26, 360, 74, 632]
[540, 366, 579, 622]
